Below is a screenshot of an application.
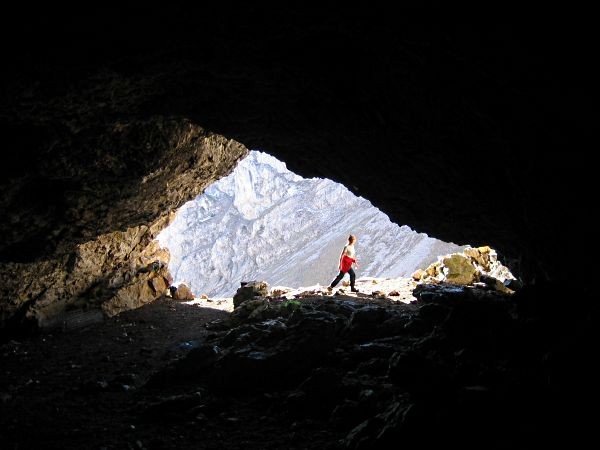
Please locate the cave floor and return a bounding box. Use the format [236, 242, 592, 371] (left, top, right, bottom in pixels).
[1, 283, 594, 449]
[0, 298, 336, 449]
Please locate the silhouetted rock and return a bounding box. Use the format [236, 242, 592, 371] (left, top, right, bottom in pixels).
[233, 281, 269, 308]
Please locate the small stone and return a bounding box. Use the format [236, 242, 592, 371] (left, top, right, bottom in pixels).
[411, 269, 426, 281]
[173, 284, 195, 301]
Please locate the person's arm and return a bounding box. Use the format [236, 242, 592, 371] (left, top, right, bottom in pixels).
[338, 247, 346, 270]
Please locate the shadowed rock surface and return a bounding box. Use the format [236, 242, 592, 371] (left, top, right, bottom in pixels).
[0, 116, 247, 327]
[0, 5, 595, 449]
[1, 287, 595, 449]
[1, 7, 593, 328]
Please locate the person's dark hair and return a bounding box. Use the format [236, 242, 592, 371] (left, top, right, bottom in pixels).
[348, 234, 356, 243]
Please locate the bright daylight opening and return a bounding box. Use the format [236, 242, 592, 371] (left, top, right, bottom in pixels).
[156, 151, 503, 308]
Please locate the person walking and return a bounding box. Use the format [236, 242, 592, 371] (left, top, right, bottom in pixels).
[329, 234, 359, 293]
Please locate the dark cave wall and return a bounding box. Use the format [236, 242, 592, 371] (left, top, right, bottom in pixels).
[0, 111, 248, 327]
[0, 6, 593, 327]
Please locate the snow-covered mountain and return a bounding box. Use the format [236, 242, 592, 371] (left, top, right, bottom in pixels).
[157, 151, 465, 297]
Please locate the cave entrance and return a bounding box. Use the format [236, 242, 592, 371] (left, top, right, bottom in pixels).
[157, 151, 465, 305]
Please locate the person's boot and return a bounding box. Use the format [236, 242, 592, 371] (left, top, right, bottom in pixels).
[351, 286, 359, 293]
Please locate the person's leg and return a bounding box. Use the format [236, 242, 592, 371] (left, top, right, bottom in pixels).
[330, 271, 345, 288]
[348, 267, 357, 291]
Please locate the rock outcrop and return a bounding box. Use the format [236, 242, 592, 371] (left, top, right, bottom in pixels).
[412, 246, 516, 293]
[0, 114, 248, 329]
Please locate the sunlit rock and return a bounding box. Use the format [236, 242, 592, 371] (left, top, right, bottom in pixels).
[411, 269, 425, 281]
[173, 284, 195, 301]
[0, 119, 248, 328]
[442, 254, 478, 285]
[417, 247, 516, 291]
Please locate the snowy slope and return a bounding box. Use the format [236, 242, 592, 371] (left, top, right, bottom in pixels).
[157, 151, 465, 297]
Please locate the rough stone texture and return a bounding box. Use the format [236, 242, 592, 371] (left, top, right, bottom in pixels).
[0, 7, 594, 326]
[0, 9, 595, 450]
[137, 285, 594, 448]
[0, 114, 248, 328]
[172, 284, 195, 302]
[417, 247, 515, 292]
[464, 247, 491, 271]
[411, 269, 426, 281]
[233, 281, 269, 309]
[442, 254, 478, 285]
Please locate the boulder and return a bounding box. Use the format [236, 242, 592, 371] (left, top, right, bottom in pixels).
[441, 254, 477, 285]
[415, 246, 516, 290]
[233, 281, 269, 308]
[173, 283, 195, 301]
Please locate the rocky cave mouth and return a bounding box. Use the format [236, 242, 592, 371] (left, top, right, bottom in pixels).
[0, 5, 595, 446]
[156, 150, 516, 304]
